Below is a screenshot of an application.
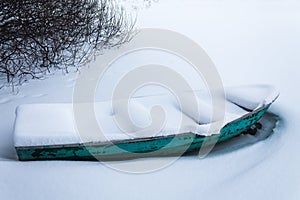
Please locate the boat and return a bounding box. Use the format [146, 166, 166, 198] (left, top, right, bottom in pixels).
[14, 85, 279, 161]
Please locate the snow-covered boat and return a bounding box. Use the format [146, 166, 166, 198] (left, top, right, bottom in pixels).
[14, 85, 279, 161]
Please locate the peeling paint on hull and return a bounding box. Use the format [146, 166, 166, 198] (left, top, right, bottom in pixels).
[16, 105, 269, 161]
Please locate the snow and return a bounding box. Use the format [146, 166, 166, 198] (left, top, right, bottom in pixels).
[1, 0, 300, 199]
[226, 84, 279, 110]
[14, 85, 278, 147]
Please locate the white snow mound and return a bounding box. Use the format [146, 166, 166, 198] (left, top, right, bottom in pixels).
[13, 85, 279, 147]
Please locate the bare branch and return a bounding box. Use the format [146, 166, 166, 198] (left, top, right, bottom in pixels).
[0, 0, 134, 88]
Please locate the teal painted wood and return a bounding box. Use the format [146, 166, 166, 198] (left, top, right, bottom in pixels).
[16, 105, 270, 161]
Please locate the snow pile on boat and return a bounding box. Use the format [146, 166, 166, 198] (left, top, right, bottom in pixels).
[13, 85, 279, 147]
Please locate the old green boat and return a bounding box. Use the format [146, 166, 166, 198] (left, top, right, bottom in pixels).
[14, 85, 279, 161]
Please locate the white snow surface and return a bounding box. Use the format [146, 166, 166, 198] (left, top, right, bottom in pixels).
[1, 0, 300, 200]
[13, 85, 278, 147]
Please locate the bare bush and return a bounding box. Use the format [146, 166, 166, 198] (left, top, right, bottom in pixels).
[0, 0, 134, 88]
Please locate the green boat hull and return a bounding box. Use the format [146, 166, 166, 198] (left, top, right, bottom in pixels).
[16, 105, 269, 161]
